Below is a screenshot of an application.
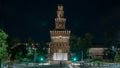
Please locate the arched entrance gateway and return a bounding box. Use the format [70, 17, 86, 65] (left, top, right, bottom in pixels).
[49, 4, 71, 62]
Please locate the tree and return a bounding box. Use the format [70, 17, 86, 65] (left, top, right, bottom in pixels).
[25, 38, 34, 61]
[7, 37, 20, 60]
[84, 32, 94, 48]
[14, 43, 26, 62]
[103, 48, 116, 61]
[104, 26, 118, 47]
[15, 38, 35, 62]
[70, 34, 87, 60]
[24, 38, 49, 62]
[115, 52, 120, 62]
[70, 33, 94, 60]
[84, 32, 94, 58]
[36, 41, 49, 61]
[0, 29, 8, 62]
[15, 51, 23, 62]
[7, 37, 20, 49]
[70, 34, 82, 54]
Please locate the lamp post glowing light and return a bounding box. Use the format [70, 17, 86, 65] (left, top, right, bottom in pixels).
[73, 57, 77, 61]
[40, 57, 44, 61]
[39, 57, 44, 62]
[72, 57, 77, 62]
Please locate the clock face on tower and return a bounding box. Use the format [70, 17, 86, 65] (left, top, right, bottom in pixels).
[59, 24, 62, 28]
[57, 22, 64, 29]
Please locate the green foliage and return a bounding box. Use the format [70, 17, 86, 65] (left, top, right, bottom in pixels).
[70, 33, 94, 59]
[7, 37, 20, 61]
[13, 38, 48, 62]
[86, 49, 89, 56]
[7, 37, 19, 45]
[115, 52, 120, 61]
[22, 58, 31, 62]
[92, 60, 102, 64]
[15, 52, 23, 62]
[84, 32, 94, 47]
[14, 38, 34, 62]
[7, 37, 20, 49]
[36, 41, 48, 59]
[26, 48, 34, 62]
[70, 34, 83, 54]
[15, 48, 34, 62]
[27, 49, 34, 56]
[0, 29, 8, 62]
[70, 33, 94, 53]
[85, 32, 94, 41]
[103, 48, 116, 61]
[104, 27, 118, 47]
[0, 30, 8, 40]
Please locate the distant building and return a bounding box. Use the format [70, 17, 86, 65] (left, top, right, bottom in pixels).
[89, 43, 120, 60]
[88, 43, 105, 60]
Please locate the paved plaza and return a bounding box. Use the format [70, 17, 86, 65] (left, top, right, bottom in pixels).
[7, 62, 120, 68]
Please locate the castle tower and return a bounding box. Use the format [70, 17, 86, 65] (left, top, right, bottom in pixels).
[49, 5, 71, 61]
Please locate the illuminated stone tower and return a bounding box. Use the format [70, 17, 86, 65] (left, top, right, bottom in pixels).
[49, 5, 71, 60]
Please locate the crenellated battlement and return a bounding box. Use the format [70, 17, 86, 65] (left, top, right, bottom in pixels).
[50, 30, 70, 36]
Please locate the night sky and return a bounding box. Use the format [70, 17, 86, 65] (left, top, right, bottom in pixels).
[1, 0, 120, 43]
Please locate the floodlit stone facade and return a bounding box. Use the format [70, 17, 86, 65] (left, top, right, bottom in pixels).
[49, 5, 71, 58]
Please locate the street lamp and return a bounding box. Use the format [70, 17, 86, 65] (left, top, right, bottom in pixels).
[72, 56, 77, 62]
[81, 50, 84, 61]
[111, 45, 116, 68]
[33, 47, 37, 64]
[73, 57, 77, 61]
[39, 57, 44, 62]
[112, 46, 116, 62]
[33, 47, 37, 68]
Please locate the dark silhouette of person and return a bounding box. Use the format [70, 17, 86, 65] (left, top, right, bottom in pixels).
[60, 61, 62, 67]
